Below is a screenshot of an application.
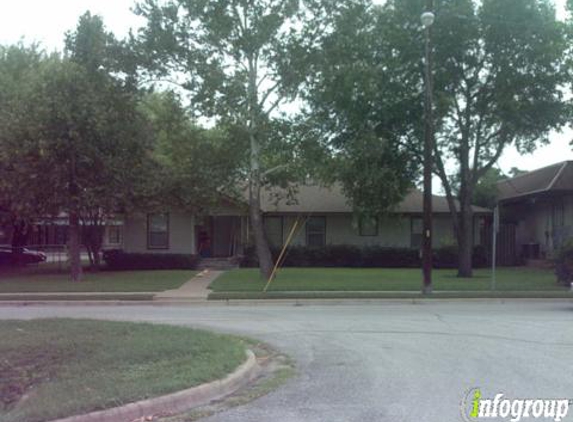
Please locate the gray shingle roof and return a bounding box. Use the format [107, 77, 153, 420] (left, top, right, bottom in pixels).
[258, 184, 491, 214]
[497, 161, 573, 202]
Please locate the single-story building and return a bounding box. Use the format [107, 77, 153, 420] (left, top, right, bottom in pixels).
[497, 160, 573, 260]
[120, 184, 491, 258]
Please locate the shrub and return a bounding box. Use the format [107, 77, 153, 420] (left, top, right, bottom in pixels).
[102, 249, 199, 271]
[239, 244, 487, 268]
[361, 247, 420, 268]
[472, 245, 489, 268]
[284, 245, 362, 267]
[433, 245, 458, 269]
[432, 245, 489, 269]
[555, 240, 573, 285]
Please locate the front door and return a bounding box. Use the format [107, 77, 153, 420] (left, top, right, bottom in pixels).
[212, 216, 237, 257]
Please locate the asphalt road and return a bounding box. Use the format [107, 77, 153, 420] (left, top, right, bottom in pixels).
[2, 301, 573, 422]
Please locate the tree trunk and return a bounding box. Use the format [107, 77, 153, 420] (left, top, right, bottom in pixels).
[10, 219, 29, 266]
[457, 178, 474, 277]
[249, 190, 273, 280]
[88, 243, 102, 272]
[249, 161, 273, 280]
[93, 247, 101, 271]
[68, 210, 83, 282]
[84, 224, 103, 272]
[86, 246, 95, 268]
[246, 54, 273, 280]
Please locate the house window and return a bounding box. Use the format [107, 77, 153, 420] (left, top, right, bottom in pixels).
[411, 217, 423, 249]
[108, 226, 122, 245]
[306, 216, 326, 247]
[359, 216, 378, 236]
[552, 201, 565, 229]
[147, 213, 169, 249]
[264, 216, 283, 247]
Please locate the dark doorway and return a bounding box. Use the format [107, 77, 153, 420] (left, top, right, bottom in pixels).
[196, 216, 240, 258]
[212, 216, 239, 257]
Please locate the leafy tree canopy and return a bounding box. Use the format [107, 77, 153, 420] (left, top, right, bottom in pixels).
[305, 0, 572, 276]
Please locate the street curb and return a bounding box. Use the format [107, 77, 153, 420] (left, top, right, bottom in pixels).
[2, 297, 573, 308]
[46, 349, 259, 422]
[206, 297, 573, 306]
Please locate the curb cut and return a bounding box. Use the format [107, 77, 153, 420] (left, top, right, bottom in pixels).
[47, 349, 259, 422]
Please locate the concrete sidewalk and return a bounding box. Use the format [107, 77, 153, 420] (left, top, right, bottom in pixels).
[153, 270, 223, 302]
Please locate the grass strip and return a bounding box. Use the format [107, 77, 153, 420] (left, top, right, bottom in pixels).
[1, 318, 247, 422]
[210, 267, 564, 292]
[0, 268, 195, 292]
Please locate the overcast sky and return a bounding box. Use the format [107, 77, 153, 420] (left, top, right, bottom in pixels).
[1, 0, 571, 177]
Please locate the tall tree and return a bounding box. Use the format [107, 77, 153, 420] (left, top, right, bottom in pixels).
[140, 91, 248, 211]
[306, 0, 571, 277]
[303, 0, 420, 217]
[14, 57, 149, 279]
[133, 0, 330, 278]
[0, 16, 151, 280]
[62, 12, 150, 273]
[0, 45, 60, 265]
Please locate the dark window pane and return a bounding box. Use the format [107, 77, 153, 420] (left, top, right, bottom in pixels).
[411, 217, 423, 249]
[306, 217, 326, 247]
[411, 234, 422, 249]
[264, 217, 283, 247]
[307, 217, 326, 232]
[411, 217, 423, 234]
[307, 233, 325, 248]
[359, 217, 378, 236]
[148, 213, 169, 249]
[149, 232, 168, 248]
[108, 227, 121, 244]
[149, 214, 168, 232]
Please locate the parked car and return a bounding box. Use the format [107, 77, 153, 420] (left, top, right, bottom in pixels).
[0, 246, 47, 266]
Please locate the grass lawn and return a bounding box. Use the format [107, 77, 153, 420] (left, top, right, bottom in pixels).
[1, 319, 248, 422]
[0, 265, 195, 292]
[209, 267, 566, 292]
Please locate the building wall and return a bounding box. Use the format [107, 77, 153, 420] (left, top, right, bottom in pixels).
[123, 211, 195, 254]
[512, 194, 573, 258]
[121, 211, 483, 255]
[267, 213, 479, 248]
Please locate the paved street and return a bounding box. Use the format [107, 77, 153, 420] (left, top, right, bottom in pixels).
[2, 301, 573, 422]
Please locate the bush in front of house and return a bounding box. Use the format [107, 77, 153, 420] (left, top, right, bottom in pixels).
[433, 244, 489, 269]
[239, 244, 488, 268]
[361, 246, 420, 268]
[280, 245, 363, 267]
[102, 249, 199, 270]
[432, 245, 458, 269]
[555, 240, 573, 285]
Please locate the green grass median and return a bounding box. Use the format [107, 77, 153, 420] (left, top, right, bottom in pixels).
[0, 266, 195, 292]
[208, 267, 570, 299]
[1, 319, 248, 422]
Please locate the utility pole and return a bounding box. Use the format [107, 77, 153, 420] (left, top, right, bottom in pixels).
[421, 1, 435, 294]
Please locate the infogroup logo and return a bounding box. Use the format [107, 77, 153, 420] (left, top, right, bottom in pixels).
[461, 388, 571, 422]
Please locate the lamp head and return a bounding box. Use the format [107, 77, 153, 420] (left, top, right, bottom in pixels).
[421, 11, 435, 28]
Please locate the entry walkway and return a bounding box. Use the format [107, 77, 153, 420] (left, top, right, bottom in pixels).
[153, 270, 223, 302]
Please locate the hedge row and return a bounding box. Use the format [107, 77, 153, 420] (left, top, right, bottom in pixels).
[102, 250, 199, 270]
[240, 244, 489, 269]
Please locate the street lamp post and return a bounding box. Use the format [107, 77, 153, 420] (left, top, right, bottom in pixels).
[421, 5, 434, 295]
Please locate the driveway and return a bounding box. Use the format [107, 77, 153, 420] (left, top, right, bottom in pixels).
[1, 301, 572, 422]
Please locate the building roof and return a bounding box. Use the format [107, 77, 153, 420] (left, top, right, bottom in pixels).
[258, 184, 491, 214]
[497, 161, 573, 202]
